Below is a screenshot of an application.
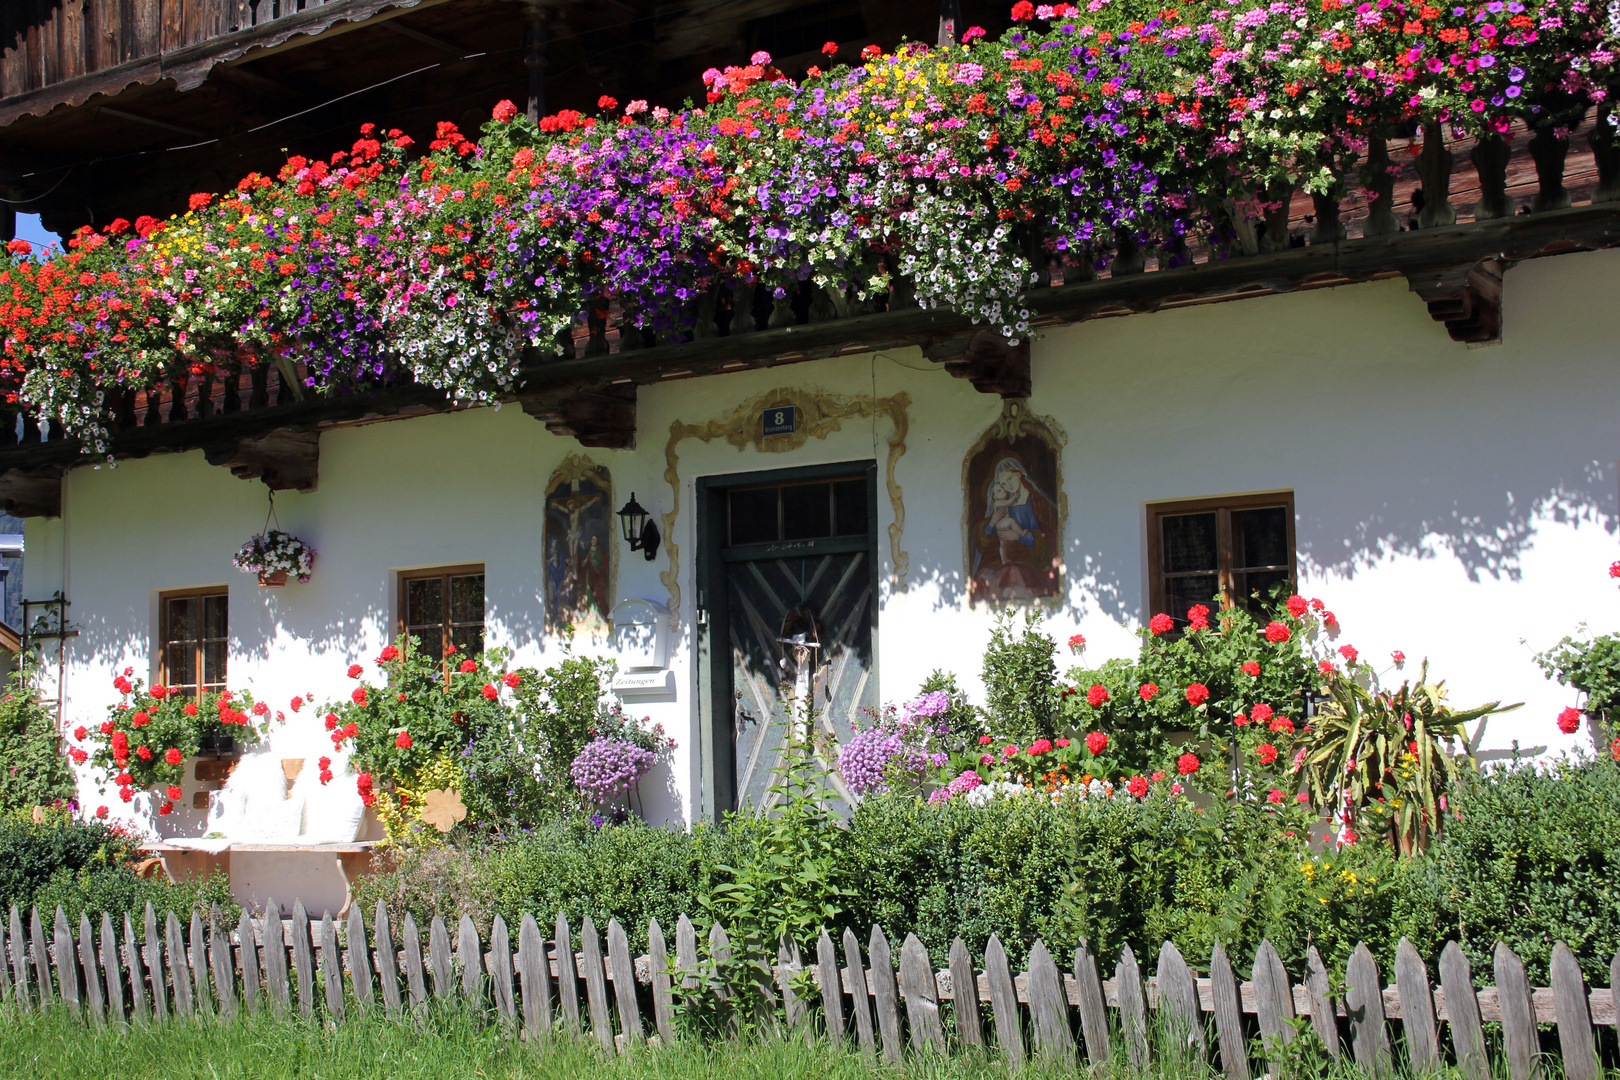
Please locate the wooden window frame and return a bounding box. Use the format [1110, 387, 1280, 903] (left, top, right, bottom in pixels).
[157, 585, 229, 699]
[1145, 491, 1297, 621]
[396, 564, 486, 666]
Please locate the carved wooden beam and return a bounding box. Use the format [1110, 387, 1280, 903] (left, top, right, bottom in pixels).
[0, 466, 63, 517]
[202, 429, 319, 491]
[1403, 258, 1504, 345]
[923, 330, 1032, 398]
[518, 385, 636, 449]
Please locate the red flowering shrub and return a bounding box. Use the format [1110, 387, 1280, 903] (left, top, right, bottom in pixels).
[85, 671, 265, 795]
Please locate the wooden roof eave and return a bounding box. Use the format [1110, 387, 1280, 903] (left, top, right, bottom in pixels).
[0, 0, 458, 128]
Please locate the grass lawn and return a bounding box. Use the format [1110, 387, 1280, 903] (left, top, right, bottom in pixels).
[0, 1006, 1022, 1080]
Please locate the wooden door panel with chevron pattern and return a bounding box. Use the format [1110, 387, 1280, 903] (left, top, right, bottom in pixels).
[697, 463, 878, 816]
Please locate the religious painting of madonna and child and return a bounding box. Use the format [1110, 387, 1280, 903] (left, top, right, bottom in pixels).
[963, 404, 1065, 604]
[543, 457, 614, 633]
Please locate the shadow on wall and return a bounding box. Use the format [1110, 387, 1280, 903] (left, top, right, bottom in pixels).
[888, 265, 1617, 623]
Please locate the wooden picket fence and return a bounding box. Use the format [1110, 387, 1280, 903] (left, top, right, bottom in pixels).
[3, 898, 1618, 1078]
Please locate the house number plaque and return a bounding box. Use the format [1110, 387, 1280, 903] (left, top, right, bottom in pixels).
[761, 405, 797, 437]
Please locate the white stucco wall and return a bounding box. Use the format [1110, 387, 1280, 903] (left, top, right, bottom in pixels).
[28, 246, 1620, 837]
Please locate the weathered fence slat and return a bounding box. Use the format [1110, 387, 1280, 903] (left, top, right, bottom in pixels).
[867, 925, 903, 1063]
[1440, 942, 1488, 1080]
[374, 903, 400, 1016]
[1345, 942, 1391, 1075]
[237, 910, 259, 1015]
[1612, 951, 1620, 1057]
[427, 916, 452, 1001]
[950, 938, 981, 1048]
[647, 918, 674, 1043]
[54, 908, 77, 1013]
[143, 904, 165, 1024]
[166, 911, 192, 1018]
[517, 914, 550, 1038]
[1073, 940, 1109, 1066]
[347, 906, 374, 1014]
[1116, 945, 1150, 1071]
[1027, 940, 1074, 1065]
[984, 934, 1025, 1070]
[607, 918, 642, 1044]
[29, 907, 51, 1007]
[123, 913, 148, 1024]
[842, 926, 875, 1056]
[1255, 939, 1295, 1073]
[1305, 946, 1338, 1057]
[100, 913, 124, 1026]
[209, 907, 236, 1020]
[776, 940, 806, 1035]
[457, 916, 483, 1008]
[78, 912, 105, 1026]
[488, 915, 516, 1032]
[580, 916, 613, 1052]
[320, 914, 344, 1022]
[1158, 940, 1205, 1057]
[401, 914, 427, 1010]
[1551, 942, 1597, 1080]
[675, 915, 699, 995]
[263, 901, 289, 1017]
[819, 930, 847, 1046]
[9, 907, 30, 1010]
[189, 910, 212, 1015]
[899, 933, 945, 1055]
[1495, 942, 1540, 1080]
[1394, 938, 1439, 1073]
[1210, 942, 1251, 1080]
[554, 914, 581, 1036]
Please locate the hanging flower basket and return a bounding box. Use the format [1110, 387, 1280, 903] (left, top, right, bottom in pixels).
[234, 530, 315, 587]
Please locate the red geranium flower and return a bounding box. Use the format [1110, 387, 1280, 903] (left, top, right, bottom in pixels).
[1085, 732, 1107, 755]
[1241, 661, 1260, 677]
[822, 40, 839, 56]
[1184, 683, 1209, 707]
[378, 645, 400, 663]
[1086, 684, 1109, 707]
[136, 746, 152, 761]
[73, 726, 87, 741]
[1391, 650, 1406, 665]
[1264, 621, 1290, 643]
[395, 731, 413, 750]
[1557, 707, 1581, 734]
[978, 734, 992, 745]
[290, 696, 304, 712]
[166, 785, 182, 800]
[1176, 753, 1200, 775]
[1138, 683, 1158, 702]
[503, 672, 521, 688]
[1148, 613, 1174, 636]
[1011, 0, 1036, 19]
[69, 748, 88, 764]
[492, 99, 518, 123]
[165, 748, 183, 765]
[131, 711, 149, 727]
[1286, 595, 1308, 618]
[1055, 738, 1070, 748]
[352, 688, 368, 706]
[1338, 644, 1358, 664]
[1126, 775, 1148, 799]
[1251, 703, 1274, 724]
[482, 684, 498, 700]
[252, 701, 270, 716]
[95, 806, 108, 819]
[1186, 605, 1210, 631]
[1321, 611, 1338, 628]
[1027, 738, 1052, 755]
[183, 703, 198, 717]
[119, 787, 134, 803]
[460, 658, 477, 674]
[1267, 789, 1284, 804]
[1067, 634, 1085, 651]
[158, 801, 173, 816]
[348, 664, 364, 679]
[1256, 743, 1278, 765]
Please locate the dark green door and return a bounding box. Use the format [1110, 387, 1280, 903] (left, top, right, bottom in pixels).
[697, 462, 878, 817]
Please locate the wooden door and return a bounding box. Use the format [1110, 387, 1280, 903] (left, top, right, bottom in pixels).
[697, 464, 878, 816]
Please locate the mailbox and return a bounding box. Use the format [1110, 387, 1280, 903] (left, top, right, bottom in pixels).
[610, 599, 673, 697]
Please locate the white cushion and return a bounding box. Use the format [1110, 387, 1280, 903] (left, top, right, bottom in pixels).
[298, 771, 365, 844]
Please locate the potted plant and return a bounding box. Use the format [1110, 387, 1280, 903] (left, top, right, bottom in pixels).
[233, 529, 316, 588]
[77, 670, 267, 816]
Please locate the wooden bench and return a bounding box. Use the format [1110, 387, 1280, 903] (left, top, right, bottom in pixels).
[143, 841, 379, 918]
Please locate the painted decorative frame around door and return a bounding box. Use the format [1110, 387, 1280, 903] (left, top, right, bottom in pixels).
[694, 460, 880, 820]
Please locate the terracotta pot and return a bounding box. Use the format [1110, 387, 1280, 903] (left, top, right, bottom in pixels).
[258, 569, 288, 588]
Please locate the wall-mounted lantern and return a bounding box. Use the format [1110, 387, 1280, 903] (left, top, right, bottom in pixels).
[616, 493, 661, 561]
